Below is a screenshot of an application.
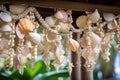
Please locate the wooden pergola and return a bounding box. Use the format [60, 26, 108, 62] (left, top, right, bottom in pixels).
[0, 0, 120, 80]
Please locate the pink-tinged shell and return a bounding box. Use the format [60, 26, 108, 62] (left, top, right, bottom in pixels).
[18, 18, 34, 34]
[55, 10, 68, 23]
[16, 25, 25, 39]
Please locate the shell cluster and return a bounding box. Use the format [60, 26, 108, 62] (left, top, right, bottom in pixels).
[0, 4, 120, 75]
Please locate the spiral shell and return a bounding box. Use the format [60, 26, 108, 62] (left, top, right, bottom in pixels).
[69, 39, 79, 52]
[89, 9, 100, 23]
[18, 18, 34, 33]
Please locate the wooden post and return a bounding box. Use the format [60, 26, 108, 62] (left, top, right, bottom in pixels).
[81, 57, 93, 80]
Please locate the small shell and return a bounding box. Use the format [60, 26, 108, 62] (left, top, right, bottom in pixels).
[91, 32, 101, 48]
[107, 21, 116, 30]
[89, 9, 100, 23]
[55, 10, 68, 23]
[103, 13, 115, 22]
[18, 18, 34, 33]
[0, 25, 12, 31]
[16, 26, 25, 39]
[76, 16, 88, 29]
[69, 39, 79, 52]
[10, 5, 28, 14]
[45, 16, 57, 27]
[0, 12, 12, 22]
[58, 22, 69, 32]
[29, 32, 41, 44]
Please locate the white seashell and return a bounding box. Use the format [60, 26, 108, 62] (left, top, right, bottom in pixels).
[0, 25, 12, 31]
[91, 32, 101, 48]
[76, 15, 88, 29]
[29, 32, 41, 44]
[16, 26, 25, 39]
[103, 13, 115, 22]
[10, 5, 28, 14]
[89, 9, 100, 23]
[54, 10, 68, 23]
[69, 39, 79, 52]
[107, 21, 116, 30]
[0, 12, 12, 22]
[45, 16, 57, 27]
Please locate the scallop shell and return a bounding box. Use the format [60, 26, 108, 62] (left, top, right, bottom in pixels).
[91, 32, 101, 48]
[29, 32, 41, 44]
[10, 5, 28, 14]
[89, 9, 100, 23]
[107, 21, 116, 30]
[58, 22, 69, 32]
[69, 39, 79, 52]
[16, 25, 25, 39]
[45, 16, 57, 27]
[18, 18, 34, 33]
[76, 16, 88, 29]
[55, 10, 68, 23]
[0, 25, 12, 31]
[0, 12, 12, 22]
[103, 13, 115, 22]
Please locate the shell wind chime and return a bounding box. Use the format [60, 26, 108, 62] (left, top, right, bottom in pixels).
[0, 4, 120, 75]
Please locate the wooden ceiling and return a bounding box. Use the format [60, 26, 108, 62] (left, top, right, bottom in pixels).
[0, 0, 120, 14]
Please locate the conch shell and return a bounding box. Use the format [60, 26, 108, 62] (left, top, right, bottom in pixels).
[69, 39, 79, 52]
[10, 5, 28, 14]
[76, 16, 88, 29]
[89, 9, 100, 23]
[18, 18, 34, 34]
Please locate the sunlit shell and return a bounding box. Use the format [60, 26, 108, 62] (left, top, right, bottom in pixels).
[10, 5, 28, 14]
[55, 10, 68, 23]
[45, 16, 57, 27]
[0, 25, 12, 32]
[45, 30, 57, 40]
[58, 22, 69, 32]
[0, 12, 12, 22]
[107, 21, 116, 30]
[16, 25, 25, 39]
[69, 39, 79, 52]
[76, 16, 88, 29]
[103, 13, 115, 22]
[29, 32, 41, 44]
[91, 32, 101, 48]
[18, 18, 34, 33]
[89, 9, 100, 23]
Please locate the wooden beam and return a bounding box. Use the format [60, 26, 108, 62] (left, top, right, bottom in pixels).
[0, 0, 120, 14]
